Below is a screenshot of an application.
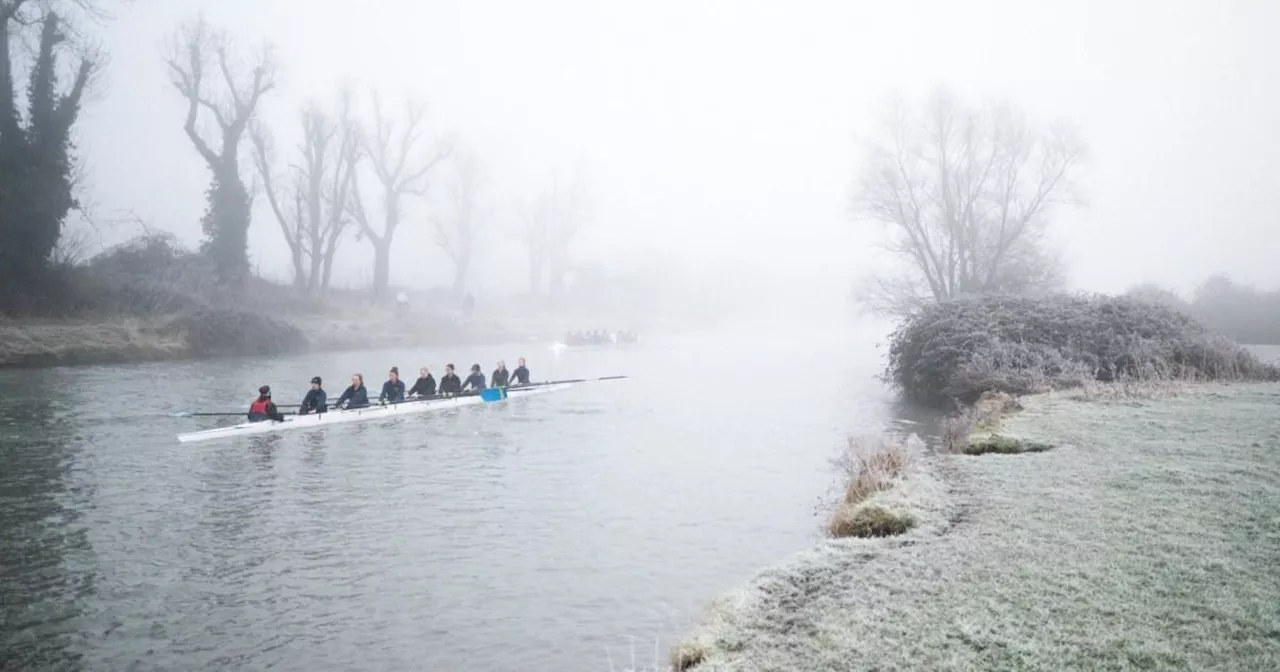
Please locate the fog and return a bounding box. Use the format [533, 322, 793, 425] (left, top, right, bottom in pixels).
[72, 0, 1280, 314]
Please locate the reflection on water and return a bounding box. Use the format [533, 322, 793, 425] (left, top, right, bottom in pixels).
[0, 324, 925, 670]
[0, 374, 94, 671]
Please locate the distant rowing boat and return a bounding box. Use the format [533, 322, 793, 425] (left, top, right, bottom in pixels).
[177, 383, 570, 444]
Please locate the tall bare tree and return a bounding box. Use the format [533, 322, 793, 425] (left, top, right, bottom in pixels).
[0, 1, 98, 291]
[853, 90, 1084, 316]
[250, 91, 361, 296]
[348, 93, 450, 297]
[164, 18, 274, 286]
[515, 192, 550, 297]
[545, 171, 589, 299]
[516, 170, 589, 300]
[430, 150, 486, 297]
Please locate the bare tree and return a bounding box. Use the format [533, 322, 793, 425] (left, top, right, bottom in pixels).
[0, 1, 101, 289]
[348, 93, 450, 297]
[546, 171, 589, 300]
[514, 193, 550, 297]
[250, 91, 361, 296]
[164, 17, 274, 286]
[516, 170, 589, 300]
[853, 90, 1084, 316]
[430, 149, 486, 297]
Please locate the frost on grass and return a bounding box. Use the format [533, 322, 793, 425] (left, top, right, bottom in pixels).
[939, 391, 1029, 454]
[822, 434, 943, 540]
[675, 383, 1280, 671]
[961, 435, 1053, 455]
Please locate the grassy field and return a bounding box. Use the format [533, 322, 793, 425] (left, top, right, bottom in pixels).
[674, 383, 1280, 671]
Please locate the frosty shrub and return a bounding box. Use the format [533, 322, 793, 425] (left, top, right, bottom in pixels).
[830, 435, 910, 506]
[828, 505, 916, 538]
[162, 308, 305, 357]
[825, 436, 918, 539]
[938, 409, 975, 454]
[886, 293, 1280, 406]
[962, 436, 1053, 455]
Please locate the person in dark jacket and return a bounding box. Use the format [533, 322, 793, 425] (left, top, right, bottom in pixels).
[248, 385, 286, 422]
[299, 376, 327, 414]
[510, 358, 530, 386]
[491, 360, 510, 388]
[408, 367, 436, 398]
[380, 367, 406, 403]
[463, 363, 487, 392]
[439, 364, 462, 395]
[336, 374, 369, 409]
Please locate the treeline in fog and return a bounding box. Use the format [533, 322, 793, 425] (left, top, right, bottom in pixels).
[0, 4, 593, 320]
[1127, 276, 1280, 346]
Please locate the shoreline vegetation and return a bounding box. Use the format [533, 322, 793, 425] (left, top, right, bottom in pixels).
[0, 233, 582, 369]
[669, 294, 1280, 672]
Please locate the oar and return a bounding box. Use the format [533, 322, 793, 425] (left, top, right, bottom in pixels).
[171, 411, 299, 418]
[516, 375, 628, 386]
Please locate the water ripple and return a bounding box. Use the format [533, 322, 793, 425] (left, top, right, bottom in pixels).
[0, 328, 904, 670]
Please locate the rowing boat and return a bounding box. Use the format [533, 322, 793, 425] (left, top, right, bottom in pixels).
[176, 383, 569, 444]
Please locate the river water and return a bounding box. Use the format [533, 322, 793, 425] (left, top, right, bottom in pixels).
[0, 320, 923, 671]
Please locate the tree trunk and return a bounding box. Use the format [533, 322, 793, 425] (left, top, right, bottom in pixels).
[528, 256, 543, 296]
[373, 239, 391, 297]
[322, 243, 338, 291]
[452, 247, 470, 298]
[291, 244, 306, 290]
[547, 250, 567, 302]
[306, 244, 321, 296]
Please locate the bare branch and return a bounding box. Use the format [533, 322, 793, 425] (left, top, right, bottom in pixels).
[853, 88, 1083, 317]
[163, 18, 219, 168]
[351, 90, 450, 294]
[248, 120, 295, 249]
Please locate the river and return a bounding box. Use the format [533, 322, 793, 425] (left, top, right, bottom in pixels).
[0, 320, 924, 671]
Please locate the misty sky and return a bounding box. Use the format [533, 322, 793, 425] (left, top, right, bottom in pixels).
[71, 0, 1280, 298]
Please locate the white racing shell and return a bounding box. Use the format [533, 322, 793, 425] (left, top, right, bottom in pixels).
[176, 384, 569, 444]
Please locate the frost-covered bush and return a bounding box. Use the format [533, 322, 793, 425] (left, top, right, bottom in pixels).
[162, 308, 306, 357]
[77, 233, 216, 315]
[887, 293, 1280, 406]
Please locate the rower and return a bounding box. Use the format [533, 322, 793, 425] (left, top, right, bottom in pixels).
[248, 385, 286, 422]
[439, 364, 462, 395]
[491, 360, 510, 388]
[380, 367, 406, 403]
[511, 358, 530, 386]
[299, 376, 327, 415]
[408, 367, 436, 398]
[463, 363, 487, 392]
[336, 374, 369, 409]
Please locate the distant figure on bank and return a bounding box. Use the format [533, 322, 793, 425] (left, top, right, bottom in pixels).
[337, 374, 369, 409]
[299, 376, 327, 415]
[510, 357, 530, 386]
[491, 360, 510, 388]
[439, 364, 462, 395]
[248, 385, 286, 422]
[463, 363, 487, 392]
[408, 367, 436, 398]
[380, 367, 406, 403]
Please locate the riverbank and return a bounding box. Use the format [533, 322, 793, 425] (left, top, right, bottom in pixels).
[673, 382, 1280, 670]
[0, 311, 522, 369]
